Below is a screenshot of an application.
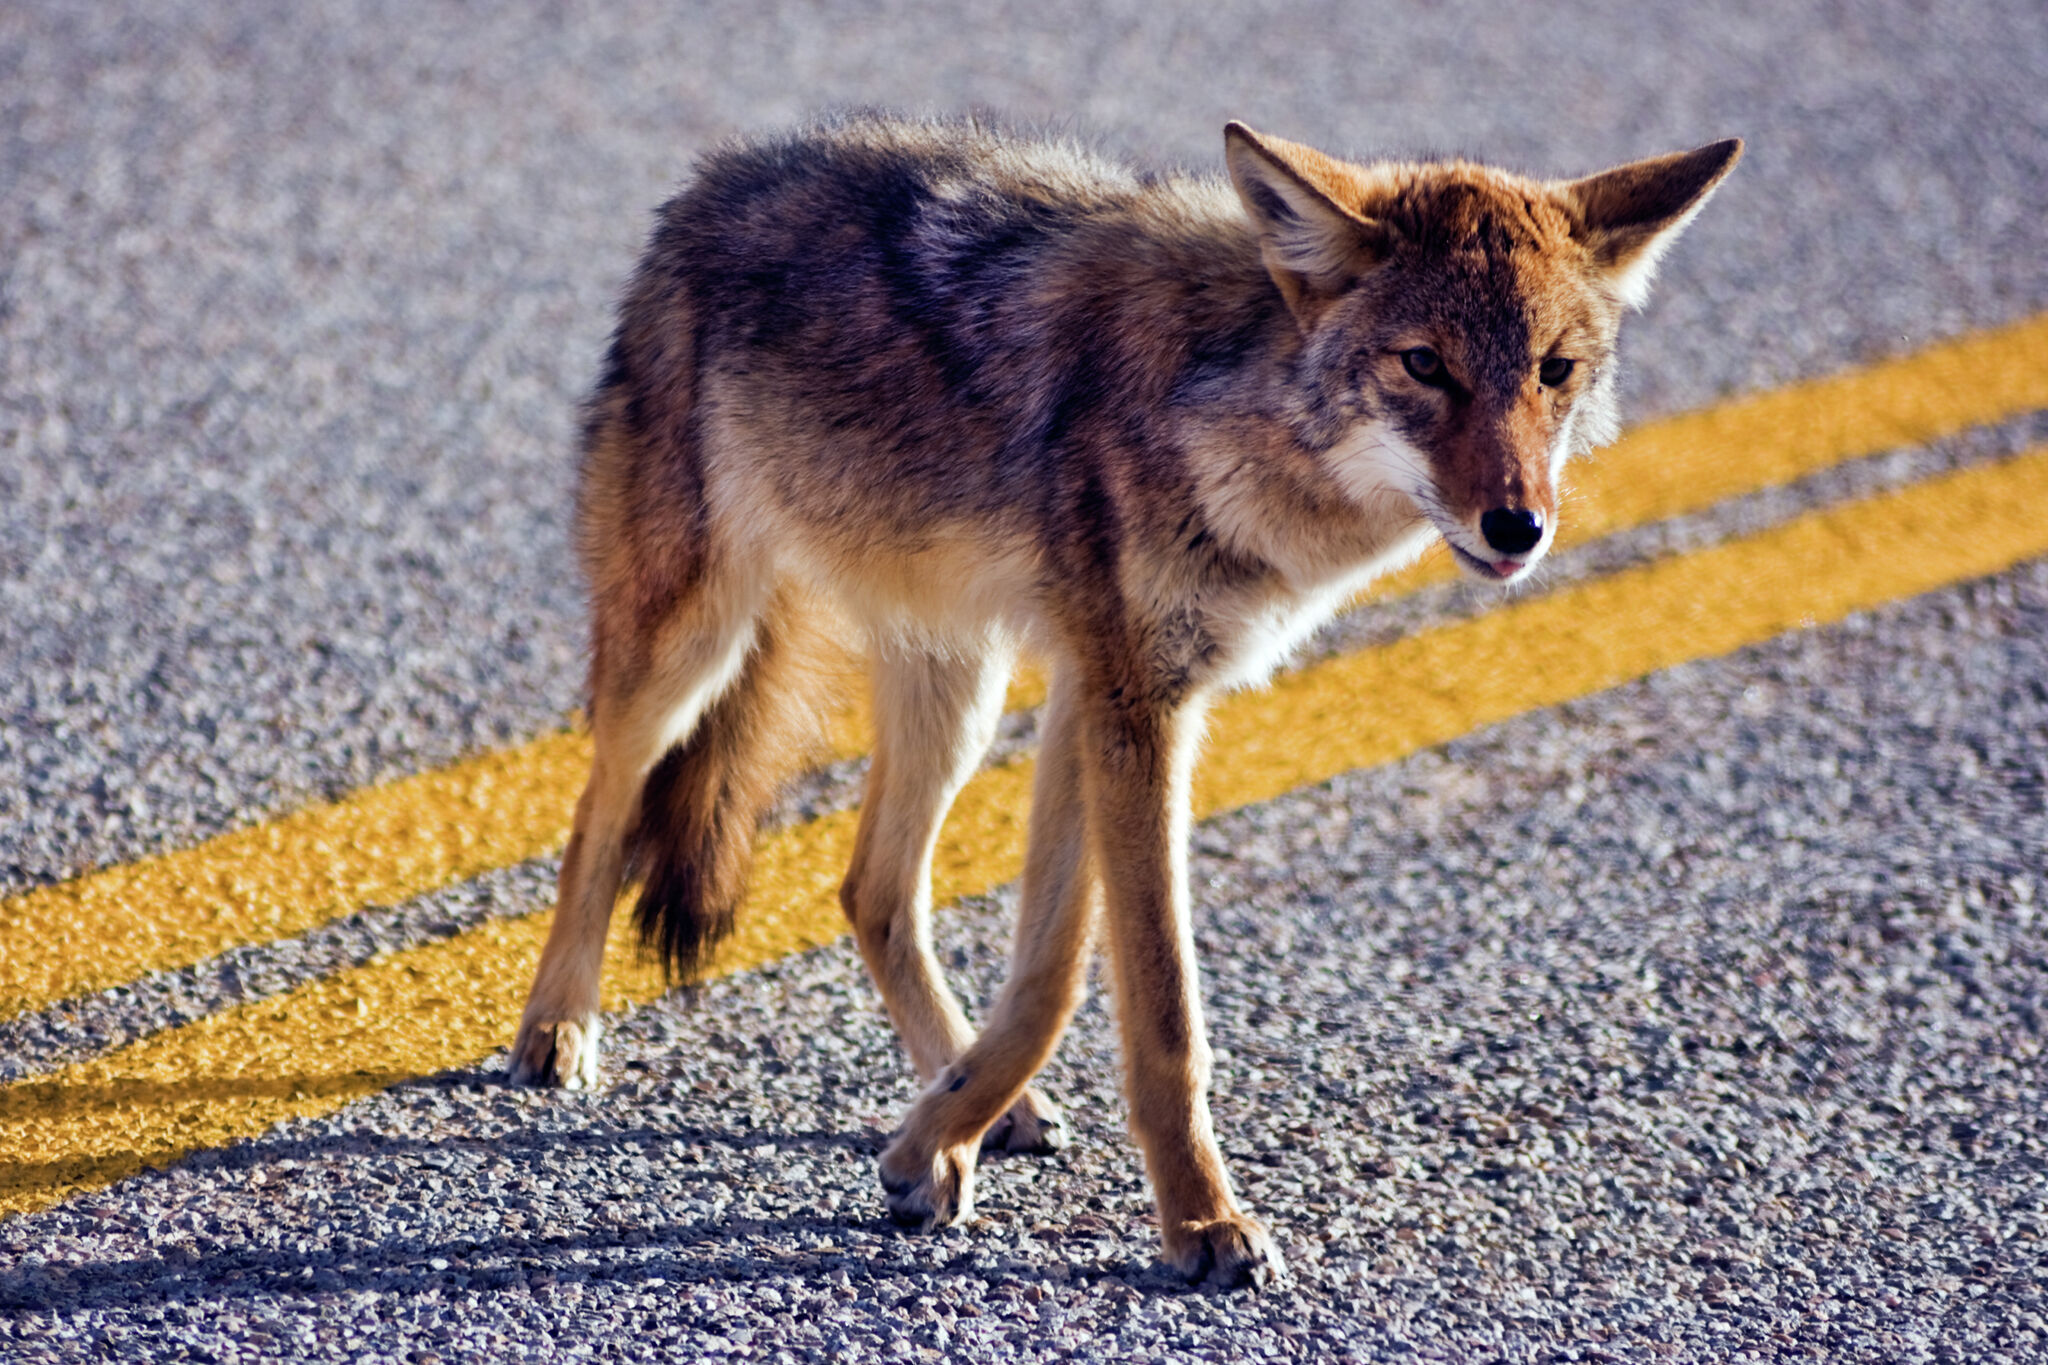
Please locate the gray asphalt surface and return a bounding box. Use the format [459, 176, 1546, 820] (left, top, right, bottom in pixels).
[4, 0, 2048, 1360]
[6, 0, 2048, 891]
[4, 568, 2045, 1361]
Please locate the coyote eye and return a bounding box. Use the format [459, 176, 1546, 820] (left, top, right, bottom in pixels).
[1400, 347, 1449, 388]
[1539, 356, 1576, 387]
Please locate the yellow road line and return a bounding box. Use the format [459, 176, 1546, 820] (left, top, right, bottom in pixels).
[4, 310, 2046, 1023]
[1192, 440, 2048, 813]
[6, 444, 2047, 1221]
[0, 732, 589, 1023]
[0, 682, 1028, 1027]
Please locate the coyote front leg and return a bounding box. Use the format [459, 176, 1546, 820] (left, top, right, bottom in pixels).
[842, 643, 1071, 1219]
[1086, 690, 1285, 1288]
[879, 671, 1100, 1229]
[842, 644, 1011, 1083]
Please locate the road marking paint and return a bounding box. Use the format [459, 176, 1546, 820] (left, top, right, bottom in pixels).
[4, 310, 2045, 1024]
[0, 689, 1029, 1028]
[1191, 440, 2048, 814]
[6, 443, 2047, 1221]
[0, 732, 590, 1023]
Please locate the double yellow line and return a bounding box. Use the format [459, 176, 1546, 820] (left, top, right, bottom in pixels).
[4, 312, 2048, 1220]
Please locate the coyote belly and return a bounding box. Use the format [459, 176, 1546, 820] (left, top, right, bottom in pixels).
[510, 113, 1740, 1287]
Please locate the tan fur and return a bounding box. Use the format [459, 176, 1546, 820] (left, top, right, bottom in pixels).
[508, 113, 1740, 1287]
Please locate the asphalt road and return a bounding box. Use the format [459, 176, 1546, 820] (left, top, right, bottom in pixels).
[4, 1, 2047, 1360]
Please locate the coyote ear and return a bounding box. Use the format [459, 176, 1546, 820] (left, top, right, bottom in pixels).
[1556, 138, 1743, 309]
[1224, 121, 1391, 319]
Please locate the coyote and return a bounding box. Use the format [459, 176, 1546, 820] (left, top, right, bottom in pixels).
[510, 114, 1739, 1287]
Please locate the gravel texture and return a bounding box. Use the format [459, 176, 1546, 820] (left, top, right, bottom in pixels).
[1311, 408, 2048, 661]
[1, 562, 2043, 1361]
[0, 859, 558, 1085]
[6, 0, 2048, 894]
[10, 406, 2040, 1089]
[5, 2, 2048, 1359]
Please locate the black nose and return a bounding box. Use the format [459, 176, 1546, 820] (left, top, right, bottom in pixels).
[1479, 507, 1544, 556]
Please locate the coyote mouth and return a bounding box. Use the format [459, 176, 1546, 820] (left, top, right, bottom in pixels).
[1452, 545, 1524, 581]
[1442, 533, 1537, 584]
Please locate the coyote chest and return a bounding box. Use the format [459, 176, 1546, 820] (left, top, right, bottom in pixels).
[721, 424, 1433, 698]
[513, 113, 1740, 1289]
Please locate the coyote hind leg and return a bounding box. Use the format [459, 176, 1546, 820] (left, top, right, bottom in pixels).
[509, 581, 763, 1088]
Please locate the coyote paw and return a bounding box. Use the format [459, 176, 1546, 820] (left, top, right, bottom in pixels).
[878, 1135, 977, 1232]
[1162, 1213, 1287, 1290]
[980, 1087, 1068, 1155]
[508, 1014, 602, 1090]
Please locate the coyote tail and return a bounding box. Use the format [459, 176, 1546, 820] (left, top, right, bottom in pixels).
[624, 589, 849, 981]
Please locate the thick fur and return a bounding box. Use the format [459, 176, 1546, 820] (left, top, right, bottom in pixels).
[625, 585, 848, 979]
[508, 112, 1740, 1288]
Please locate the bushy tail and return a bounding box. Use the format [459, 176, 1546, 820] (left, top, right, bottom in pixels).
[625, 588, 851, 981]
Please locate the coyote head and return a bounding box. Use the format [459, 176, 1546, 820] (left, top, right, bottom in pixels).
[1225, 124, 1741, 585]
